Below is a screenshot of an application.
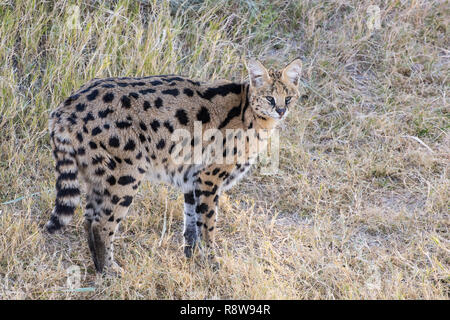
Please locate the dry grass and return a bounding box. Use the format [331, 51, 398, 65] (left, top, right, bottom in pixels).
[0, 0, 448, 299]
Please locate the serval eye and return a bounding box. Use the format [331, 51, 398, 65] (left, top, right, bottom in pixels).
[285, 96, 292, 105]
[265, 96, 275, 105]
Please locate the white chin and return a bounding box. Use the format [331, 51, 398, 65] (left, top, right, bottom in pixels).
[260, 112, 285, 120]
[273, 114, 284, 120]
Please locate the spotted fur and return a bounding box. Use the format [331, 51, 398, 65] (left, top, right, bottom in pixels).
[46, 58, 302, 273]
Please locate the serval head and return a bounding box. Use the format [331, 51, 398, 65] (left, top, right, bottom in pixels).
[246, 58, 302, 120]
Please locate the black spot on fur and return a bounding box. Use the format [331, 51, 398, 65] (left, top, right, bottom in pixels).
[55, 159, 74, 172]
[186, 79, 201, 86]
[163, 121, 174, 133]
[196, 203, 209, 214]
[87, 89, 99, 101]
[106, 176, 116, 185]
[139, 122, 147, 131]
[119, 196, 133, 207]
[121, 95, 131, 108]
[197, 83, 241, 101]
[111, 195, 120, 204]
[89, 141, 97, 149]
[183, 88, 194, 97]
[77, 147, 86, 155]
[68, 113, 77, 125]
[103, 92, 114, 103]
[169, 143, 175, 154]
[107, 159, 116, 170]
[196, 106, 211, 124]
[156, 139, 166, 150]
[165, 76, 184, 82]
[98, 107, 114, 118]
[57, 172, 77, 183]
[150, 120, 160, 132]
[91, 127, 102, 136]
[53, 203, 75, 216]
[83, 112, 95, 124]
[56, 187, 80, 198]
[76, 132, 83, 143]
[129, 92, 139, 99]
[184, 192, 195, 205]
[118, 175, 136, 186]
[175, 109, 189, 125]
[154, 97, 163, 108]
[123, 139, 136, 151]
[79, 81, 101, 94]
[241, 86, 250, 121]
[116, 121, 132, 129]
[64, 95, 76, 106]
[109, 136, 120, 148]
[139, 88, 156, 95]
[143, 100, 151, 111]
[218, 104, 241, 129]
[161, 89, 179, 97]
[95, 167, 105, 176]
[218, 171, 227, 178]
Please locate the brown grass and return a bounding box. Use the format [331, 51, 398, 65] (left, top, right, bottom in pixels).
[0, 0, 448, 299]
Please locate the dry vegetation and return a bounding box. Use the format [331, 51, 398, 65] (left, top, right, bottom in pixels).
[0, 0, 448, 299]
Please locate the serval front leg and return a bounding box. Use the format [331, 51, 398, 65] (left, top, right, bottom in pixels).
[183, 191, 199, 258]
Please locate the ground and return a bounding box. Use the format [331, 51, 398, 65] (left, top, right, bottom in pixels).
[0, 0, 448, 299]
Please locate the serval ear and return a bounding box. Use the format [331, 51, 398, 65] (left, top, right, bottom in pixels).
[246, 59, 271, 88]
[281, 58, 302, 86]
